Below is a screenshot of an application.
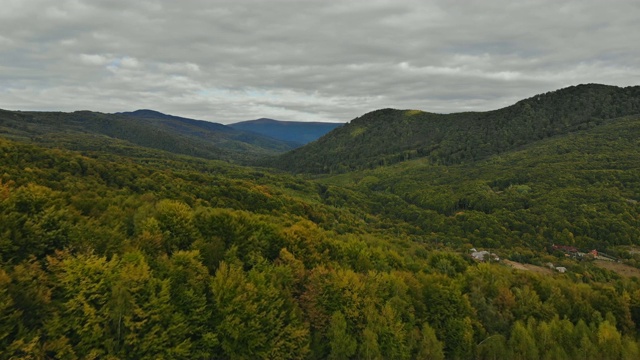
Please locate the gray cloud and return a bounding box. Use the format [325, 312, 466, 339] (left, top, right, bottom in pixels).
[1, 0, 639, 123]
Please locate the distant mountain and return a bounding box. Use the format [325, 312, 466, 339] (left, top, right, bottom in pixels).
[0, 109, 297, 162]
[116, 110, 300, 153]
[229, 118, 343, 146]
[271, 84, 640, 173]
[117, 109, 231, 133]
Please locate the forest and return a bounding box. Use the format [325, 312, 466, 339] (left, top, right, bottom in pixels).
[2, 85, 640, 359]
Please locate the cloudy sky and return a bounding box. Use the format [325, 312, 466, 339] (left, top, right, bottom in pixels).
[1, 0, 639, 123]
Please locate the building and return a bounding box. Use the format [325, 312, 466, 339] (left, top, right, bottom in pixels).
[471, 250, 499, 262]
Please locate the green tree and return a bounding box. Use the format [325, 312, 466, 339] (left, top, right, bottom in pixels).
[212, 261, 309, 359]
[476, 334, 509, 360]
[359, 326, 382, 360]
[328, 311, 357, 360]
[597, 321, 622, 360]
[46, 252, 117, 358]
[509, 321, 539, 360]
[164, 250, 216, 358]
[415, 322, 445, 360]
[0, 269, 20, 352]
[154, 200, 199, 254]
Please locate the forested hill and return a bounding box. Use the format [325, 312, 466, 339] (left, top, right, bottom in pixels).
[271, 84, 640, 173]
[229, 118, 344, 145]
[3, 98, 640, 357]
[0, 108, 296, 163]
[320, 114, 640, 251]
[2, 113, 640, 358]
[117, 109, 232, 133]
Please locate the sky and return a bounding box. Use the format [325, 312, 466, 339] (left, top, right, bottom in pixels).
[1, 0, 639, 124]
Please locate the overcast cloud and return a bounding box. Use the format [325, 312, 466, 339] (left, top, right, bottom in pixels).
[1, 0, 639, 123]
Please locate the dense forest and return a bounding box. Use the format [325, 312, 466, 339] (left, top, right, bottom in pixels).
[2, 84, 640, 359]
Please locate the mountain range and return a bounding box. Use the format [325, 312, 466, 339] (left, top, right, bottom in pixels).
[0, 108, 338, 164]
[3, 84, 638, 173]
[2, 83, 640, 358]
[229, 118, 343, 146]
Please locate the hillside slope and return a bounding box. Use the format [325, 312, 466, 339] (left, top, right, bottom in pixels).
[0, 109, 296, 162]
[272, 84, 640, 173]
[229, 118, 343, 145]
[320, 114, 640, 251]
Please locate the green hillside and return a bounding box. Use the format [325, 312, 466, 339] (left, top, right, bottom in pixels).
[2, 85, 640, 358]
[273, 84, 640, 173]
[0, 108, 296, 163]
[320, 115, 640, 252]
